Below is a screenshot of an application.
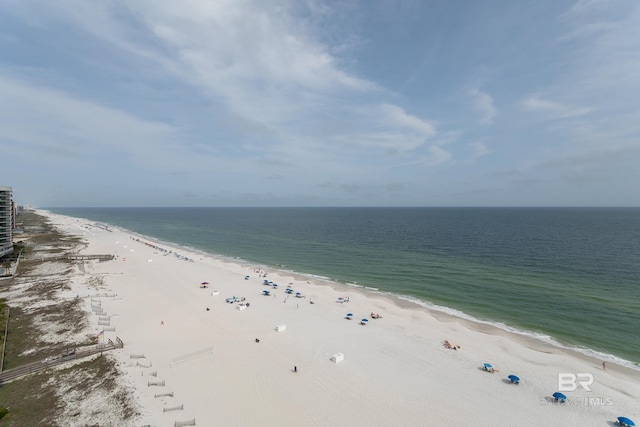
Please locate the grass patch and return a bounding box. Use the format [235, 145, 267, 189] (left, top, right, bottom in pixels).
[0, 354, 136, 426]
[0, 369, 60, 426]
[2, 299, 91, 370]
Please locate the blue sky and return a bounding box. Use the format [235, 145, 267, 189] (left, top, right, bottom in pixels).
[1, 0, 639, 207]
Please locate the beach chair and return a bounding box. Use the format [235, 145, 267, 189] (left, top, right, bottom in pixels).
[483, 363, 495, 373]
[616, 416, 635, 427]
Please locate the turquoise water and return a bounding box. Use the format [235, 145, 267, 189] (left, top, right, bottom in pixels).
[47, 207, 640, 367]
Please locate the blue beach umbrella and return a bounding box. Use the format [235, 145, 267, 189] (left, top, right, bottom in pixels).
[346, 313, 353, 319]
[552, 392, 567, 402]
[361, 318, 369, 325]
[618, 417, 635, 427]
[508, 375, 520, 384]
[262, 290, 270, 295]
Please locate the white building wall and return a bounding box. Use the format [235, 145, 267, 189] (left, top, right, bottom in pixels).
[0, 186, 13, 258]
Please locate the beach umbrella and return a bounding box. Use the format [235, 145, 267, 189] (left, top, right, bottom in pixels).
[262, 290, 270, 295]
[618, 417, 635, 427]
[484, 363, 493, 370]
[346, 313, 353, 319]
[361, 318, 369, 325]
[201, 281, 209, 285]
[508, 375, 520, 384]
[552, 392, 567, 402]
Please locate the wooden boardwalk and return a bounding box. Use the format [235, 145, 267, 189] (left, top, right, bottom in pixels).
[21, 254, 115, 264]
[66, 254, 115, 261]
[0, 337, 123, 384]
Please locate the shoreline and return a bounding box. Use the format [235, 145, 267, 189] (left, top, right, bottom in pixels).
[41, 209, 640, 426]
[74, 212, 640, 373]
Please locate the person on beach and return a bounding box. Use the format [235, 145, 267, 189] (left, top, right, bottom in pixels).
[602, 361, 606, 370]
[294, 365, 298, 373]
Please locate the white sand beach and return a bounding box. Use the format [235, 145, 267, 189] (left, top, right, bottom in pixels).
[42, 211, 640, 427]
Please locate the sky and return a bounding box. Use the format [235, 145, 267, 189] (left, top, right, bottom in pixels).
[1, 0, 639, 207]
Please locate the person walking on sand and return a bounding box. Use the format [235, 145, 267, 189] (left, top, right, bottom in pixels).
[602, 361, 606, 370]
[294, 365, 298, 373]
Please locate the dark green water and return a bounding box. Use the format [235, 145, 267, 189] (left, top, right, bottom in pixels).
[47, 207, 640, 368]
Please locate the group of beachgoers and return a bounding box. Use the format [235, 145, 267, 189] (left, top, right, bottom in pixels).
[130, 236, 169, 253]
[130, 236, 194, 262]
[443, 339, 461, 350]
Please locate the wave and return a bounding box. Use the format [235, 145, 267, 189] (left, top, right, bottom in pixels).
[394, 294, 640, 372]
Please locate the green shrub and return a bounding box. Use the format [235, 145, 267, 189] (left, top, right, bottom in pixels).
[0, 407, 8, 419]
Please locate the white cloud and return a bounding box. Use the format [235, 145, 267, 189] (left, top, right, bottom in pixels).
[9, 0, 376, 129]
[469, 141, 489, 160]
[470, 88, 496, 126]
[522, 96, 592, 119]
[1, 2, 441, 174]
[125, 1, 375, 125]
[0, 73, 185, 169]
[379, 103, 435, 137]
[425, 145, 452, 166]
[557, 21, 618, 43]
[336, 103, 436, 153]
[389, 144, 452, 169]
[3, 0, 637, 206]
[561, 0, 612, 19]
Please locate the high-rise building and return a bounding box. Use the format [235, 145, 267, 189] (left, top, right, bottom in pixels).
[0, 186, 13, 257]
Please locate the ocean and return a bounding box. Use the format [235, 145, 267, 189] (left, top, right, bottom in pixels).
[47, 207, 640, 368]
